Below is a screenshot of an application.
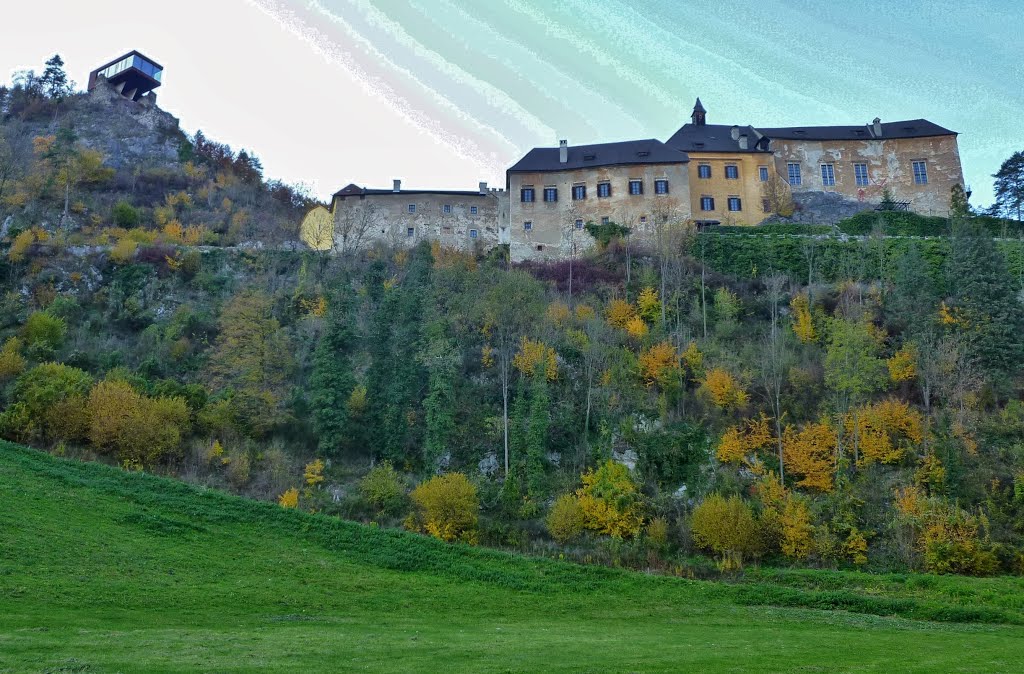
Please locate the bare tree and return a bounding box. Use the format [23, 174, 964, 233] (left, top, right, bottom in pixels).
[759, 274, 791, 481]
[336, 201, 379, 256]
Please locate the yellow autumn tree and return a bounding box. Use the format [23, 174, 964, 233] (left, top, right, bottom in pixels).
[512, 336, 558, 380]
[781, 496, 815, 560]
[278, 487, 299, 509]
[636, 287, 660, 322]
[638, 341, 680, 388]
[546, 301, 571, 325]
[605, 298, 636, 328]
[716, 415, 772, 465]
[790, 292, 816, 343]
[575, 460, 644, 539]
[304, 458, 325, 487]
[845, 399, 923, 466]
[782, 420, 837, 492]
[406, 472, 479, 544]
[574, 304, 596, 321]
[887, 343, 918, 383]
[699, 368, 748, 410]
[0, 337, 26, 381]
[624, 315, 649, 339]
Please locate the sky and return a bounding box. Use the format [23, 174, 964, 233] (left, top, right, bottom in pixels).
[1, 0, 1021, 206]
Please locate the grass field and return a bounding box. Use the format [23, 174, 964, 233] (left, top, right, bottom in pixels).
[2, 442, 1023, 672]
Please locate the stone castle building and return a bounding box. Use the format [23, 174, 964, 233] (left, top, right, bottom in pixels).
[303, 98, 964, 261]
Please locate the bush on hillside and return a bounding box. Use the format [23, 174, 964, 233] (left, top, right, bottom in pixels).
[406, 472, 479, 544]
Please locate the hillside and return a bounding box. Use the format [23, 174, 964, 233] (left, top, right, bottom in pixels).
[2, 442, 1024, 673]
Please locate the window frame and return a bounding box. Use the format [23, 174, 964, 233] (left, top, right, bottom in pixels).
[787, 163, 802, 186]
[406, 226, 415, 237]
[597, 182, 612, 198]
[520, 187, 535, 203]
[912, 160, 928, 185]
[572, 184, 587, 201]
[727, 196, 742, 212]
[470, 205, 478, 215]
[698, 164, 712, 179]
[654, 179, 669, 195]
[543, 187, 558, 203]
[725, 164, 739, 180]
[628, 179, 643, 195]
[469, 228, 478, 239]
[854, 163, 870, 187]
[700, 195, 715, 212]
[443, 203, 452, 214]
[574, 219, 584, 230]
[523, 220, 533, 231]
[759, 166, 769, 182]
[820, 163, 836, 187]
[408, 204, 416, 214]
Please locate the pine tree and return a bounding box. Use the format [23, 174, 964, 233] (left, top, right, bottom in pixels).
[40, 54, 71, 100]
[420, 320, 458, 471]
[310, 289, 358, 457]
[947, 220, 1024, 374]
[993, 150, 1024, 221]
[525, 376, 550, 499]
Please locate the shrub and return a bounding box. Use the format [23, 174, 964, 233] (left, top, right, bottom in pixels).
[111, 200, 141, 227]
[359, 461, 407, 515]
[546, 494, 585, 543]
[0, 337, 26, 381]
[86, 379, 190, 466]
[278, 487, 299, 509]
[109, 238, 138, 265]
[407, 472, 478, 544]
[0, 363, 91, 444]
[576, 460, 644, 539]
[690, 493, 761, 570]
[699, 368, 748, 410]
[22, 311, 66, 354]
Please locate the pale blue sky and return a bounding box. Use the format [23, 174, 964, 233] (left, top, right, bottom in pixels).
[2, 1, 1020, 206]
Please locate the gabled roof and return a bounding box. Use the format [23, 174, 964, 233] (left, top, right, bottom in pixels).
[665, 124, 771, 154]
[332, 184, 491, 199]
[507, 139, 688, 173]
[758, 119, 957, 141]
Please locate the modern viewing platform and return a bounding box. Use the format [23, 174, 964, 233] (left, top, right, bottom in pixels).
[87, 51, 163, 102]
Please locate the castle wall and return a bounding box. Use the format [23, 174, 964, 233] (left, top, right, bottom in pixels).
[507, 163, 691, 262]
[686, 152, 774, 225]
[770, 135, 963, 215]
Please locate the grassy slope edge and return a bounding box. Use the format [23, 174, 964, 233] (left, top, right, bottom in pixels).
[1, 442, 1023, 673]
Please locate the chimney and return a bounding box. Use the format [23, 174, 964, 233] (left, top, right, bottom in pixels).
[393, 179, 401, 193]
[872, 117, 882, 137]
[738, 134, 748, 150]
[479, 181, 488, 194]
[559, 139, 568, 164]
[730, 125, 740, 141]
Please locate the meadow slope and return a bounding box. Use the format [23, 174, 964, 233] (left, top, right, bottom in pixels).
[1, 442, 1023, 673]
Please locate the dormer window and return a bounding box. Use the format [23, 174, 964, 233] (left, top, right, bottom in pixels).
[693, 142, 705, 149]
[636, 150, 650, 158]
[583, 153, 596, 161]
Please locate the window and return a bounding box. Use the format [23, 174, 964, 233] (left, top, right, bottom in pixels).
[469, 229, 478, 239]
[762, 198, 771, 213]
[639, 216, 648, 224]
[543, 187, 558, 202]
[407, 227, 415, 237]
[820, 164, 835, 187]
[700, 196, 715, 211]
[597, 182, 611, 198]
[698, 164, 712, 179]
[913, 160, 928, 185]
[787, 163, 802, 186]
[629, 179, 643, 195]
[600, 216, 610, 225]
[521, 187, 535, 203]
[572, 184, 586, 200]
[759, 166, 769, 182]
[574, 219, 584, 230]
[725, 165, 739, 180]
[443, 204, 452, 214]
[523, 221, 533, 231]
[654, 179, 669, 194]
[854, 163, 869, 187]
[728, 196, 742, 212]
[408, 204, 416, 213]
[470, 205, 478, 215]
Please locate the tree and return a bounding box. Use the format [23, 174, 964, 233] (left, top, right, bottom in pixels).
[309, 289, 358, 457]
[406, 472, 479, 544]
[420, 319, 459, 471]
[36, 128, 114, 227]
[824, 317, 886, 464]
[86, 379, 189, 467]
[39, 55, 71, 100]
[575, 460, 644, 539]
[0, 363, 92, 444]
[993, 150, 1024, 221]
[946, 220, 1024, 374]
[690, 494, 761, 570]
[759, 275, 792, 480]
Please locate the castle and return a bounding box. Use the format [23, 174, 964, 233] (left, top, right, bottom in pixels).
[302, 99, 964, 261]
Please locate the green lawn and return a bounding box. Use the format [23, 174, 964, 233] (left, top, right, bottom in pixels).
[1, 443, 1023, 672]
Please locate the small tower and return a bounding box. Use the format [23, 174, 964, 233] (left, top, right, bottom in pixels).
[691, 98, 707, 126]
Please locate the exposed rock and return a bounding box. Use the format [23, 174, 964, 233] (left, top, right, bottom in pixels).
[612, 448, 638, 471]
[478, 453, 499, 477]
[765, 191, 873, 225]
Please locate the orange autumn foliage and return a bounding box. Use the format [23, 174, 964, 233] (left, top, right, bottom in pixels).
[605, 298, 637, 328]
[783, 420, 837, 492]
[845, 399, 923, 466]
[512, 337, 558, 380]
[638, 341, 680, 387]
[700, 368, 748, 410]
[716, 415, 773, 465]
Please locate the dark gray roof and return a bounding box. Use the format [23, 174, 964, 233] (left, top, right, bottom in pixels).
[757, 119, 957, 141]
[665, 124, 771, 154]
[692, 98, 706, 113]
[507, 139, 688, 173]
[333, 183, 490, 199]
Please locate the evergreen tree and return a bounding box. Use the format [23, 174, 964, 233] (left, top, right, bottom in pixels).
[525, 376, 550, 499]
[993, 150, 1024, 221]
[947, 220, 1024, 373]
[310, 288, 358, 457]
[40, 55, 71, 100]
[888, 242, 940, 335]
[420, 319, 458, 471]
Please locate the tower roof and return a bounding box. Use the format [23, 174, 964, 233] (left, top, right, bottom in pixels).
[692, 97, 706, 114]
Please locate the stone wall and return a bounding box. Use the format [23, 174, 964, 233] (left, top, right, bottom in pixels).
[329, 190, 504, 254]
[507, 163, 691, 261]
[769, 135, 964, 216]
